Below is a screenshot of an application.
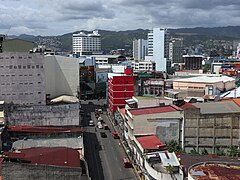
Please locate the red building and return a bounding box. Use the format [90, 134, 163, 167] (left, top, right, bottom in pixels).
[108, 69, 134, 112]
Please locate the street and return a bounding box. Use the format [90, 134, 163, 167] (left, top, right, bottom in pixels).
[82, 99, 137, 180]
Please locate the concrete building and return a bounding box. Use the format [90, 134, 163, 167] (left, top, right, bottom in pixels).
[72, 30, 101, 56]
[44, 55, 79, 99]
[133, 39, 148, 60]
[132, 60, 156, 72]
[183, 55, 203, 70]
[173, 75, 235, 98]
[93, 55, 126, 65]
[6, 103, 80, 126]
[183, 101, 240, 153]
[131, 135, 183, 180]
[1, 147, 87, 180]
[146, 28, 170, 72]
[0, 52, 46, 105]
[169, 38, 183, 65]
[108, 69, 134, 112]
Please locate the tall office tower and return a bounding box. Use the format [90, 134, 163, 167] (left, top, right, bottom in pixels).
[236, 43, 240, 59]
[169, 38, 183, 64]
[147, 28, 170, 72]
[72, 30, 101, 56]
[133, 39, 148, 60]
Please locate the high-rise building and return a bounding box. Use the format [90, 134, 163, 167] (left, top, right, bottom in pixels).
[72, 30, 101, 56]
[169, 38, 183, 64]
[133, 39, 147, 60]
[108, 68, 134, 112]
[146, 28, 170, 72]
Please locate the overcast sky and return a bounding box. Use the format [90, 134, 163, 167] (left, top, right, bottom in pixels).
[1, 0, 240, 36]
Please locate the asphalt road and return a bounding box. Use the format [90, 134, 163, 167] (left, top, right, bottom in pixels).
[82, 99, 137, 180]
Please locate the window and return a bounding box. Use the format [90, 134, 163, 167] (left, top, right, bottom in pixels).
[38, 82, 41, 84]
[23, 66, 26, 69]
[27, 65, 30, 69]
[36, 65, 39, 68]
[14, 66, 17, 69]
[18, 65, 21, 69]
[38, 92, 41, 94]
[32, 66, 35, 69]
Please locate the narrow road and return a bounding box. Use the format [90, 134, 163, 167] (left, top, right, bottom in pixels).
[82, 100, 137, 180]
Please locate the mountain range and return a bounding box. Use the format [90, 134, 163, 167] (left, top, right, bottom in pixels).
[9, 26, 240, 52]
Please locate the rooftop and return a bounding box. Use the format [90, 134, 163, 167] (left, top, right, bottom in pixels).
[7, 125, 83, 133]
[190, 163, 240, 180]
[174, 75, 235, 83]
[129, 105, 182, 116]
[176, 152, 240, 178]
[179, 102, 197, 110]
[3, 147, 81, 168]
[136, 135, 166, 150]
[194, 101, 240, 114]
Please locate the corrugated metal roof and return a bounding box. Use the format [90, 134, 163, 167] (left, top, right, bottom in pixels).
[3, 147, 81, 168]
[7, 125, 83, 133]
[194, 101, 240, 114]
[129, 105, 182, 116]
[174, 75, 235, 83]
[136, 135, 166, 150]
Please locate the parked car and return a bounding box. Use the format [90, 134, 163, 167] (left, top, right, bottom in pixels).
[122, 157, 132, 168]
[100, 132, 107, 138]
[103, 124, 109, 130]
[112, 132, 120, 139]
[98, 108, 103, 114]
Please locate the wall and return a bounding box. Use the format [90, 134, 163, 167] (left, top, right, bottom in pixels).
[6, 104, 79, 126]
[1, 162, 87, 180]
[184, 108, 240, 153]
[0, 52, 46, 105]
[45, 55, 79, 99]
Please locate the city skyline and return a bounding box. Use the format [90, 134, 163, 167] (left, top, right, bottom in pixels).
[0, 0, 239, 36]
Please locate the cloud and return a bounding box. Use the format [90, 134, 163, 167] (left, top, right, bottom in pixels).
[0, 0, 239, 35]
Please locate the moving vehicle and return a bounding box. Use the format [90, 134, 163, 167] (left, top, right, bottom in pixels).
[122, 157, 132, 168]
[100, 132, 107, 138]
[98, 108, 103, 114]
[89, 120, 94, 126]
[112, 132, 120, 139]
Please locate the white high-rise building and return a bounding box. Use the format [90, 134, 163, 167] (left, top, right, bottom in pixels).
[146, 28, 170, 72]
[133, 39, 148, 60]
[72, 30, 101, 56]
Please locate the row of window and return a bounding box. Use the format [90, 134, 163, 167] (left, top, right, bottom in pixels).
[0, 65, 43, 69]
[0, 74, 41, 77]
[1, 92, 42, 95]
[0, 56, 33, 60]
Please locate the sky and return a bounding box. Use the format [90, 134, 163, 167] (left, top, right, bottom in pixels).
[0, 0, 240, 36]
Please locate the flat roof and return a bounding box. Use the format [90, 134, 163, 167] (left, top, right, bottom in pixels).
[194, 101, 240, 114]
[174, 75, 235, 83]
[129, 105, 182, 116]
[136, 135, 166, 150]
[12, 137, 83, 150]
[3, 147, 81, 168]
[159, 152, 180, 167]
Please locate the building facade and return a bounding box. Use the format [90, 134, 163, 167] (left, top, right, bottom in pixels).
[108, 70, 134, 112]
[132, 60, 156, 72]
[0, 52, 46, 105]
[44, 55, 79, 99]
[169, 38, 183, 64]
[72, 30, 101, 56]
[183, 55, 203, 70]
[133, 39, 148, 60]
[146, 28, 170, 72]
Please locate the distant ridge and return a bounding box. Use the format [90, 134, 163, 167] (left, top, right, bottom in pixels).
[9, 26, 240, 52]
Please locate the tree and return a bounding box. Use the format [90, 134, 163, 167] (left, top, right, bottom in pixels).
[215, 146, 226, 156]
[167, 140, 182, 153]
[227, 146, 240, 157]
[201, 148, 209, 155]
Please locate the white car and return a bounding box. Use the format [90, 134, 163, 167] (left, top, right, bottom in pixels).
[89, 120, 94, 126]
[98, 124, 103, 129]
